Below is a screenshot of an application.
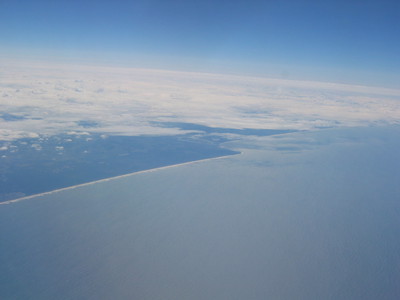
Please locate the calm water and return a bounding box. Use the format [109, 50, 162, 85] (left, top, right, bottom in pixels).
[1, 126, 400, 299]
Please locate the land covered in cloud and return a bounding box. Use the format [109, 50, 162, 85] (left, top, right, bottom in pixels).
[2, 61, 400, 141]
[1, 61, 400, 201]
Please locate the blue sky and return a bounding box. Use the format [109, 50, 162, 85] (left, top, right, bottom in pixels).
[1, 0, 399, 86]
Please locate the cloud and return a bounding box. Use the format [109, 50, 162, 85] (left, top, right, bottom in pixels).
[1, 61, 400, 141]
[31, 144, 42, 151]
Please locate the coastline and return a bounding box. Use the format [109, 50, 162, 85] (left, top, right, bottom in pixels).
[0, 153, 240, 205]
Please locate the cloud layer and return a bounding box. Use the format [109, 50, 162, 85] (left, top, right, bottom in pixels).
[1, 61, 400, 141]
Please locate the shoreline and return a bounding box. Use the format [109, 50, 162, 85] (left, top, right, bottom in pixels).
[0, 153, 240, 205]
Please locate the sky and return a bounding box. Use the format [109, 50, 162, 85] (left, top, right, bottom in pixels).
[1, 0, 399, 87]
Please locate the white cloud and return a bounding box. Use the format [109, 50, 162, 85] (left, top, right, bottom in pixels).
[1, 61, 399, 141]
[31, 144, 42, 151]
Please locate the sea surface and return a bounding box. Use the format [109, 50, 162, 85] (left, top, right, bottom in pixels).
[1, 126, 400, 299]
[0, 132, 238, 202]
[0, 124, 293, 202]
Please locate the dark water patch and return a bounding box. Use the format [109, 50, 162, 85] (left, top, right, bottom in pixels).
[76, 120, 99, 128]
[156, 122, 297, 136]
[274, 146, 302, 152]
[0, 113, 26, 121]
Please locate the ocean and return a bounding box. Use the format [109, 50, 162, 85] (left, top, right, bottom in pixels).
[1, 126, 400, 299]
